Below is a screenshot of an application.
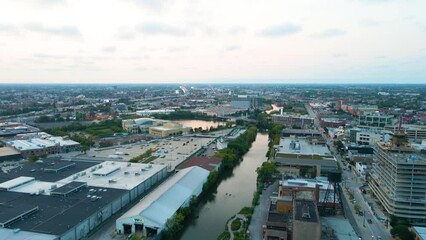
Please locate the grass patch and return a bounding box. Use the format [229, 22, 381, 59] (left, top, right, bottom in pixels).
[231, 219, 241, 231]
[143, 155, 159, 163]
[129, 149, 153, 163]
[239, 207, 253, 215]
[217, 231, 230, 240]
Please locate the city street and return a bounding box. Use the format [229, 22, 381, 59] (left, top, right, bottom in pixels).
[306, 104, 392, 240]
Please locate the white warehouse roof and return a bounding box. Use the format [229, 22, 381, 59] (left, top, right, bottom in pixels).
[118, 166, 209, 230]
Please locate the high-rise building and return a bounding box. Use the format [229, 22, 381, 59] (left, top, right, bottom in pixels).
[369, 133, 426, 225]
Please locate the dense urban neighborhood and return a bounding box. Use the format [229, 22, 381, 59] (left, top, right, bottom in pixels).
[0, 84, 426, 240]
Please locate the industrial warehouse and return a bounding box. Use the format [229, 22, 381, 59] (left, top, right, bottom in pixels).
[0, 157, 168, 240]
[116, 166, 209, 236]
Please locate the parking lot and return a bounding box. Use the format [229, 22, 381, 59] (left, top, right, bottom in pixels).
[82, 135, 216, 170]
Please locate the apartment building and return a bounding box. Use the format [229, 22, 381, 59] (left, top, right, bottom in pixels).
[369, 133, 426, 225]
[358, 112, 395, 128]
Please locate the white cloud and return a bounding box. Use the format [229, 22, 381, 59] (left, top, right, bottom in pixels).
[257, 23, 302, 37]
[312, 28, 346, 38]
[136, 22, 188, 36]
[23, 23, 81, 37]
[0, 0, 425, 83]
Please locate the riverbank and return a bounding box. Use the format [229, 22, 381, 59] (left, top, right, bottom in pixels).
[179, 131, 268, 240]
[160, 127, 258, 240]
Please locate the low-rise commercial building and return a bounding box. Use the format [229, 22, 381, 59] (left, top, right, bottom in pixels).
[0, 122, 39, 137]
[279, 178, 340, 208]
[292, 198, 320, 240]
[0, 146, 22, 162]
[149, 122, 191, 137]
[349, 128, 392, 146]
[274, 136, 337, 177]
[0, 158, 168, 240]
[115, 166, 209, 236]
[272, 113, 314, 129]
[122, 118, 168, 133]
[6, 135, 80, 157]
[176, 156, 222, 172]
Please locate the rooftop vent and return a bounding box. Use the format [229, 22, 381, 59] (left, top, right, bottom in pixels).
[302, 204, 311, 219]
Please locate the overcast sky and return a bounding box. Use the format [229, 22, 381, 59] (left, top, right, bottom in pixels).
[0, 0, 425, 84]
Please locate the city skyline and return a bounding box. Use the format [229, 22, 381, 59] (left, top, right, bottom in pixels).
[0, 0, 425, 84]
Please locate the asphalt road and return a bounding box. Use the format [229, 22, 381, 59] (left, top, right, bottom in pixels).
[248, 181, 278, 240]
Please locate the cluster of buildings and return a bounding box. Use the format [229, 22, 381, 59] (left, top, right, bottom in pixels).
[271, 110, 314, 129]
[5, 132, 81, 157]
[230, 95, 261, 110]
[0, 156, 210, 240]
[121, 118, 192, 137]
[263, 181, 322, 240]
[258, 128, 342, 240]
[310, 98, 426, 228]
[0, 122, 39, 137]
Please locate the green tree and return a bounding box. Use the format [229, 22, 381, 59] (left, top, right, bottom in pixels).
[354, 204, 361, 214]
[391, 225, 414, 240]
[256, 161, 278, 183]
[28, 154, 39, 162]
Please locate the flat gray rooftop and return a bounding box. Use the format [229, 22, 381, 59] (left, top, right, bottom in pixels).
[0, 157, 100, 184]
[277, 137, 331, 156]
[0, 187, 126, 235]
[294, 199, 318, 223]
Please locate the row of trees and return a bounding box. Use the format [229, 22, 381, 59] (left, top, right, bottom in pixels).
[129, 149, 153, 163]
[162, 196, 198, 239]
[45, 120, 124, 138]
[215, 126, 258, 170]
[152, 111, 219, 121]
[204, 126, 258, 192]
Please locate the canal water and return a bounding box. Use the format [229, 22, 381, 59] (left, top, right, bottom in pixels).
[176, 120, 224, 131]
[179, 133, 269, 240]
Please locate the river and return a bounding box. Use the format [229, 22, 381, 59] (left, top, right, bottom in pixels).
[176, 120, 224, 130]
[179, 133, 268, 240]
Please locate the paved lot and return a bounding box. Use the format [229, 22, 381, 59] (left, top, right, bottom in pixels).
[78, 135, 215, 170]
